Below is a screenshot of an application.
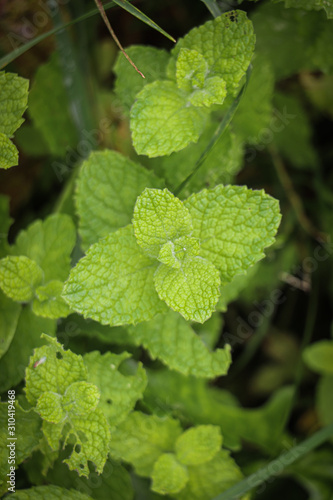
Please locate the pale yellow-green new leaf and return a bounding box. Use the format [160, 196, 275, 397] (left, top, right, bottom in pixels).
[175, 425, 222, 466]
[152, 453, 189, 495]
[133, 188, 193, 258]
[33, 280, 71, 319]
[0, 255, 43, 302]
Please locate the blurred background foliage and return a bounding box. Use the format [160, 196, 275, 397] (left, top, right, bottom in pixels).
[1, 0, 333, 498]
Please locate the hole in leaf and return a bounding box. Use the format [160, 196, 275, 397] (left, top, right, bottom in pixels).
[56, 351, 63, 360]
[106, 399, 113, 405]
[75, 444, 81, 453]
[79, 464, 84, 469]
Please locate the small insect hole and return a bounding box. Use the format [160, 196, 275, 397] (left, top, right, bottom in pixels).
[79, 464, 84, 469]
[75, 444, 81, 453]
[106, 399, 113, 405]
[56, 352, 63, 360]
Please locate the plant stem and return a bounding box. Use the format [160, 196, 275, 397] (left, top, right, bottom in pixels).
[174, 65, 252, 197]
[94, 0, 145, 78]
[213, 421, 333, 500]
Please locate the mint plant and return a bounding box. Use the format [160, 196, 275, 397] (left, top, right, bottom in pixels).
[1, 1, 333, 499]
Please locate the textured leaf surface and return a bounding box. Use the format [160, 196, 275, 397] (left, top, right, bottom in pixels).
[130, 81, 206, 157]
[109, 412, 182, 476]
[0, 71, 29, 136]
[0, 256, 43, 302]
[63, 407, 111, 476]
[303, 341, 333, 375]
[175, 425, 222, 465]
[84, 351, 147, 426]
[168, 11, 255, 96]
[63, 225, 167, 326]
[11, 214, 76, 283]
[0, 308, 56, 392]
[175, 450, 243, 500]
[25, 334, 87, 406]
[154, 256, 221, 322]
[33, 281, 71, 319]
[184, 185, 281, 285]
[9, 485, 93, 500]
[0, 290, 20, 359]
[151, 453, 189, 494]
[76, 150, 163, 250]
[28, 54, 78, 156]
[114, 45, 169, 113]
[133, 188, 193, 258]
[128, 311, 231, 378]
[0, 132, 18, 169]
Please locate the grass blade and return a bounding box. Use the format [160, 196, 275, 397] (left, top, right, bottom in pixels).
[112, 0, 176, 42]
[200, 0, 222, 18]
[213, 422, 333, 500]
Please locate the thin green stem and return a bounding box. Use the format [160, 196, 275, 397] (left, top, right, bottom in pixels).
[174, 65, 252, 197]
[200, 0, 222, 18]
[213, 422, 333, 500]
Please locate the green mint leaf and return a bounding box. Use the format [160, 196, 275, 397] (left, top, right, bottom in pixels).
[175, 450, 243, 500]
[42, 421, 64, 452]
[0, 256, 43, 302]
[75, 150, 163, 250]
[158, 236, 200, 269]
[0, 132, 18, 169]
[188, 76, 227, 107]
[37, 393, 64, 424]
[25, 334, 87, 406]
[184, 185, 281, 285]
[0, 290, 20, 359]
[0, 71, 29, 136]
[0, 194, 13, 257]
[0, 71, 28, 170]
[11, 214, 76, 283]
[0, 308, 56, 392]
[28, 54, 79, 156]
[176, 48, 208, 92]
[168, 11, 255, 96]
[154, 256, 221, 323]
[114, 45, 169, 113]
[151, 453, 189, 495]
[62, 381, 100, 416]
[62, 407, 111, 476]
[63, 225, 167, 326]
[109, 412, 182, 476]
[25, 336, 110, 477]
[133, 188, 193, 258]
[128, 311, 231, 378]
[84, 351, 147, 426]
[8, 485, 93, 500]
[303, 340, 333, 375]
[33, 281, 71, 319]
[130, 81, 207, 157]
[175, 425, 222, 465]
